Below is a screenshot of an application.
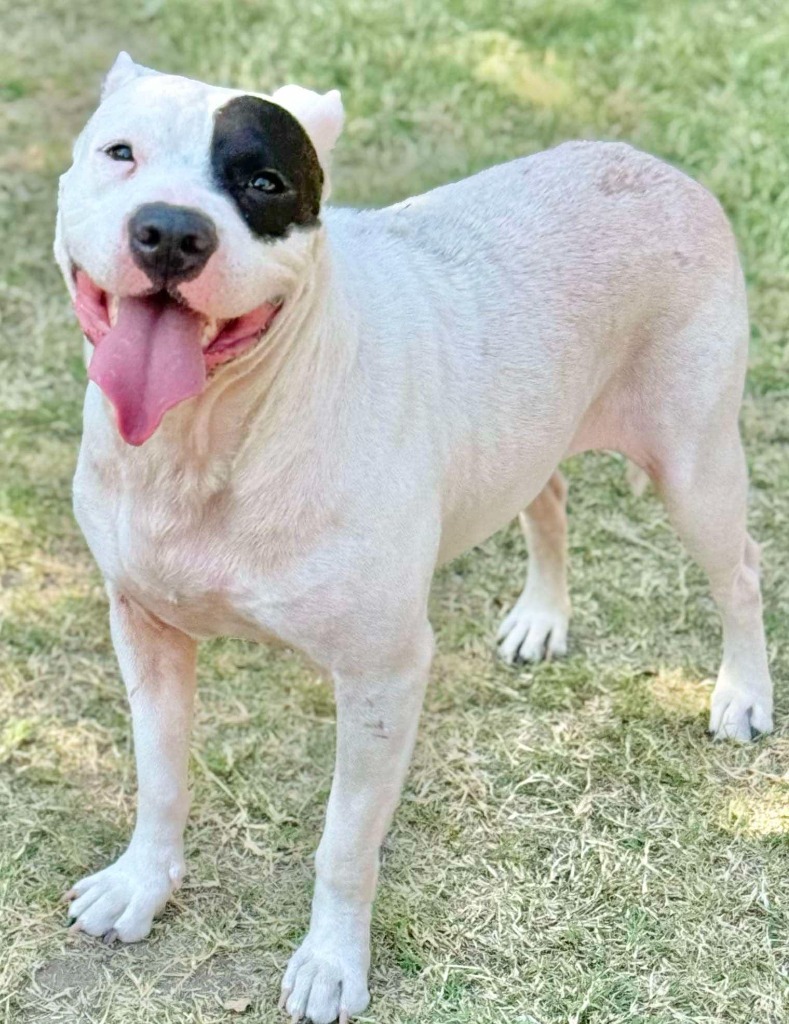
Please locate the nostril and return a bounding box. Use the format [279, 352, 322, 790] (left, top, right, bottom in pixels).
[136, 225, 161, 250]
[180, 233, 210, 256]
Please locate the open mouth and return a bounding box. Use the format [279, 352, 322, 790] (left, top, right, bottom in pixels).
[73, 270, 281, 369]
[72, 269, 281, 446]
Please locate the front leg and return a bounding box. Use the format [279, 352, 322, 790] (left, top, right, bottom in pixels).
[282, 625, 434, 1024]
[66, 586, 196, 942]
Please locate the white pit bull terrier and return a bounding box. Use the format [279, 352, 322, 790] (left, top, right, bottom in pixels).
[55, 53, 773, 1023]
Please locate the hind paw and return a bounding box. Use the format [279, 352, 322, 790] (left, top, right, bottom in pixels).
[497, 597, 569, 664]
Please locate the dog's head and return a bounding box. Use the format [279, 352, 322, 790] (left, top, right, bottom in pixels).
[55, 53, 344, 445]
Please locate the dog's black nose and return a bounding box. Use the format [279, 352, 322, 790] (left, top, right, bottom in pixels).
[128, 203, 218, 287]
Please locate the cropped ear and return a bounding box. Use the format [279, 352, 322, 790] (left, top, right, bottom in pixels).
[101, 51, 159, 102]
[271, 85, 344, 194]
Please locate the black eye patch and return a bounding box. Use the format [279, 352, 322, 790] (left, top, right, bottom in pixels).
[210, 95, 323, 240]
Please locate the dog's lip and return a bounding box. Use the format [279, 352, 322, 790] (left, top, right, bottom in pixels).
[70, 265, 282, 367]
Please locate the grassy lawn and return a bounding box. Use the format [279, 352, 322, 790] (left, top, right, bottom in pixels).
[1, 0, 788, 1021]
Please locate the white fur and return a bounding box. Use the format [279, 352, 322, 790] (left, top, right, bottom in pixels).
[57, 59, 773, 1024]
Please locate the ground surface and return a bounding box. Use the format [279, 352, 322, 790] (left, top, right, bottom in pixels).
[1, 1, 788, 1022]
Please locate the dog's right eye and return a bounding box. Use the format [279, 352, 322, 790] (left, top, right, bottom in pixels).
[104, 143, 134, 162]
[246, 170, 287, 195]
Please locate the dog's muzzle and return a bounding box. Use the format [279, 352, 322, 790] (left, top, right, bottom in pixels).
[129, 203, 218, 289]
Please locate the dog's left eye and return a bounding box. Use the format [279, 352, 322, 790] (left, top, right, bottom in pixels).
[104, 143, 134, 162]
[247, 171, 287, 195]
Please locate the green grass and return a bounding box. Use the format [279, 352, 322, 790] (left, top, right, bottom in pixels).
[1, 1, 788, 1022]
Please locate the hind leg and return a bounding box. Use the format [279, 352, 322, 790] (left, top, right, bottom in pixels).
[654, 426, 773, 741]
[497, 470, 571, 663]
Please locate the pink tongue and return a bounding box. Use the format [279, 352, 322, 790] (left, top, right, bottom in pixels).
[88, 295, 207, 446]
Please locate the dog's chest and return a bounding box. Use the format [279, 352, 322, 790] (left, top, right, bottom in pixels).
[74, 459, 271, 640]
[121, 528, 256, 639]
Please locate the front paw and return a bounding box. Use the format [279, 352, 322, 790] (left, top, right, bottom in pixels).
[65, 843, 184, 943]
[281, 934, 370, 1024]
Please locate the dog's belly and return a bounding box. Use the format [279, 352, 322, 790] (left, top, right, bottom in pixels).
[437, 447, 566, 564]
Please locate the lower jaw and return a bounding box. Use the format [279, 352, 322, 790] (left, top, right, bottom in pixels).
[202, 302, 283, 369]
[204, 330, 267, 369]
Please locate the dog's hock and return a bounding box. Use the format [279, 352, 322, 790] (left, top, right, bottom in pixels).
[101, 51, 159, 102]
